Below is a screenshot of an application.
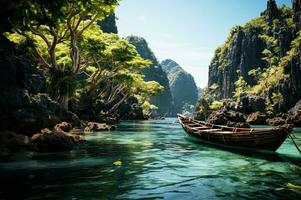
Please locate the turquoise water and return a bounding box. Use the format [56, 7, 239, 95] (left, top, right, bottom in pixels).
[0, 118, 301, 200]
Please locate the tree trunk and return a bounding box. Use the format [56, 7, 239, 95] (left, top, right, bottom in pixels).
[58, 93, 69, 110]
[109, 94, 129, 113]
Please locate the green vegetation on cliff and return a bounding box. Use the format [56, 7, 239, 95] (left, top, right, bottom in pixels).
[4, 0, 164, 121]
[205, 0, 301, 116]
[161, 59, 198, 114]
[127, 36, 173, 116]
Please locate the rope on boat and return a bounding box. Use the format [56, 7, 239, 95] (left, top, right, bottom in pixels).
[289, 134, 301, 154]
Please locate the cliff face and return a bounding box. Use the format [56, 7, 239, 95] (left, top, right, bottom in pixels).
[97, 13, 118, 34]
[208, 0, 301, 111]
[0, 35, 79, 135]
[208, 26, 266, 99]
[161, 59, 198, 114]
[127, 36, 173, 115]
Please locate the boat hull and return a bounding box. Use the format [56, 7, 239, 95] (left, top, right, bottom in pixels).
[178, 115, 290, 152]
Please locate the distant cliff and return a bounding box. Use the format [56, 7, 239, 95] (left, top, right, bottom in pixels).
[97, 13, 118, 34]
[161, 59, 198, 114]
[127, 36, 173, 115]
[207, 0, 301, 113]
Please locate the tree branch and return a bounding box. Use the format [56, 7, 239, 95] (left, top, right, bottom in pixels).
[30, 27, 51, 48]
[77, 12, 100, 37]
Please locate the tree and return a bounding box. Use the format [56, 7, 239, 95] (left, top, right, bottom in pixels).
[75, 25, 163, 115]
[9, 0, 119, 110]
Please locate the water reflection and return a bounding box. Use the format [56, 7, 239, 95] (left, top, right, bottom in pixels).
[0, 118, 300, 200]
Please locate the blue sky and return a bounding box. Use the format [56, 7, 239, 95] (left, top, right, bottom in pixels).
[116, 0, 291, 88]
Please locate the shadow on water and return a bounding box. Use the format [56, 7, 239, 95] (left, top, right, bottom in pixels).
[185, 133, 301, 167]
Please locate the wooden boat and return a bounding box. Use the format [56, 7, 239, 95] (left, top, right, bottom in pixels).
[177, 114, 293, 152]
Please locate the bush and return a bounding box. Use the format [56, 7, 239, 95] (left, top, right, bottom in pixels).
[209, 100, 224, 110]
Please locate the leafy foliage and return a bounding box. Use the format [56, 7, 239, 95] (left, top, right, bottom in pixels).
[6, 0, 119, 109]
[5, 0, 164, 118]
[209, 100, 224, 110]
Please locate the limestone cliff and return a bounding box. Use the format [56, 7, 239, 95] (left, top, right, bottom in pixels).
[0, 35, 79, 135]
[127, 36, 173, 115]
[97, 13, 118, 34]
[207, 0, 301, 113]
[161, 59, 198, 114]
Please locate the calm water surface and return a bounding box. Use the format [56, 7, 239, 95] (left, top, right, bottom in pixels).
[0, 118, 301, 200]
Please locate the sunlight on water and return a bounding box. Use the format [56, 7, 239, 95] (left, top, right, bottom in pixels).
[0, 118, 301, 200]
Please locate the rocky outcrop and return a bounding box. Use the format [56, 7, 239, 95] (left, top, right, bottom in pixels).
[0, 91, 80, 135]
[84, 122, 110, 133]
[287, 100, 301, 126]
[263, 0, 279, 22]
[208, 26, 266, 99]
[293, 0, 301, 29]
[0, 35, 80, 135]
[206, 0, 301, 124]
[31, 128, 85, 152]
[54, 122, 73, 132]
[246, 112, 267, 125]
[239, 94, 266, 114]
[206, 110, 249, 128]
[266, 117, 286, 126]
[127, 36, 173, 116]
[161, 59, 198, 115]
[97, 13, 118, 34]
[118, 96, 148, 120]
[0, 121, 85, 155]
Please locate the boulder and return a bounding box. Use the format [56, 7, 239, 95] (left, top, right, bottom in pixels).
[239, 94, 266, 114]
[31, 128, 85, 152]
[246, 112, 267, 125]
[84, 122, 110, 133]
[206, 110, 249, 128]
[0, 94, 81, 135]
[54, 122, 73, 132]
[2, 108, 60, 136]
[287, 100, 301, 126]
[206, 110, 228, 125]
[266, 117, 286, 126]
[0, 131, 30, 154]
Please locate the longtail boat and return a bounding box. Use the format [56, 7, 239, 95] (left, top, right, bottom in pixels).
[178, 114, 293, 152]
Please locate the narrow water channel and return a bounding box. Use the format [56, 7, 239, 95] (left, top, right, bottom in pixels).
[0, 118, 300, 200]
